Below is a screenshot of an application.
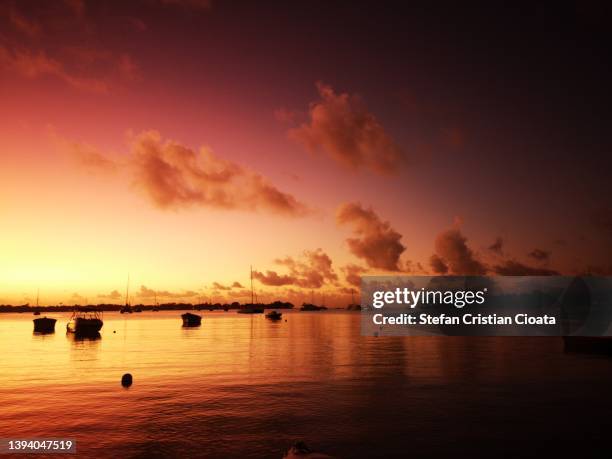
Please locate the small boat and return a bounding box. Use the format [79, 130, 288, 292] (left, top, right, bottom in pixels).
[265, 310, 282, 320]
[66, 308, 103, 335]
[563, 336, 612, 356]
[238, 266, 264, 314]
[182, 312, 202, 327]
[120, 274, 133, 313]
[33, 317, 56, 334]
[152, 307, 159, 312]
[33, 311, 41, 316]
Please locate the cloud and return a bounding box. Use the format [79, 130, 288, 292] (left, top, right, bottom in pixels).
[253, 249, 338, 288]
[488, 237, 504, 256]
[138, 285, 198, 299]
[288, 82, 404, 174]
[212, 281, 244, 291]
[130, 131, 310, 216]
[0, 46, 110, 93]
[492, 260, 558, 276]
[429, 254, 449, 274]
[0, 1, 140, 93]
[97, 289, 122, 300]
[342, 264, 367, 287]
[62, 138, 118, 173]
[336, 202, 405, 271]
[432, 228, 487, 275]
[528, 248, 550, 262]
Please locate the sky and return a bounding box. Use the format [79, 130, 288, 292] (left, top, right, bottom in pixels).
[1, 1, 611, 306]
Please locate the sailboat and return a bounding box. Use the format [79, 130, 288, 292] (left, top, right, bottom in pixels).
[33, 289, 41, 315]
[237, 266, 264, 314]
[32, 289, 56, 333]
[120, 274, 133, 314]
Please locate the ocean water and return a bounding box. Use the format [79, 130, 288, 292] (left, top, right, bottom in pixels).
[1, 310, 612, 458]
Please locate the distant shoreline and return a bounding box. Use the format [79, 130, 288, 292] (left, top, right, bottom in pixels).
[0, 301, 359, 313]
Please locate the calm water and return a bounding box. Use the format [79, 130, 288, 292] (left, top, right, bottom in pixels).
[1, 310, 612, 458]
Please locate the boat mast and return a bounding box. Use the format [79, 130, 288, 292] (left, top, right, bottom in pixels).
[250, 265, 254, 305]
[125, 274, 130, 306]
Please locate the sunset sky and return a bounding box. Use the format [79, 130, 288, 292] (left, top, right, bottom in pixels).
[1, 1, 611, 306]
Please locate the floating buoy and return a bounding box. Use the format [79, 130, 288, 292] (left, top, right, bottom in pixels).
[121, 373, 133, 388]
[113, 330, 116, 333]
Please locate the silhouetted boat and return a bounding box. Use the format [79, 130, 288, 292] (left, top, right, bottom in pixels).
[66, 309, 103, 335]
[265, 310, 282, 320]
[238, 266, 264, 314]
[152, 307, 159, 312]
[182, 312, 201, 327]
[120, 274, 132, 314]
[33, 289, 41, 315]
[563, 336, 612, 356]
[33, 317, 56, 334]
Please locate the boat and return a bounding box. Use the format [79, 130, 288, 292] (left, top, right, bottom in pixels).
[120, 274, 133, 313]
[182, 312, 202, 327]
[33, 289, 41, 315]
[238, 266, 264, 314]
[66, 308, 103, 335]
[33, 317, 56, 334]
[265, 310, 282, 320]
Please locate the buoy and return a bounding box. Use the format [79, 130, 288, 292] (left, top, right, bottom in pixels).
[113, 330, 116, 333]
[121, 373, 133, 388]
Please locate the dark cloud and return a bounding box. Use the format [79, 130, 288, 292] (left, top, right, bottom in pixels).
[288, 82, 404, 174]
[253, 249, 338, 288]
[342, 264, 367, 287]
[488, 237, 504, 256]
[336, 202, 405, 271]
[492, 260, 558, 276]
[429, 254, 449, 274]
[130, 131, 310, 216]
[0, 0, 141, 94]
[528, 248, 550, 262]
[432, 229, 487, 275]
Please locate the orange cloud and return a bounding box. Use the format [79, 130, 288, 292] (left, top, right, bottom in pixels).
[130, 131, 310, 216]
[288, 82, 404, 174]
[336, 202, 405, 271]
[138, 285, 198, 299]
[0, 46, 109, 93]
[253, 249, 338, 288]
[342, 264, 367, 287]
